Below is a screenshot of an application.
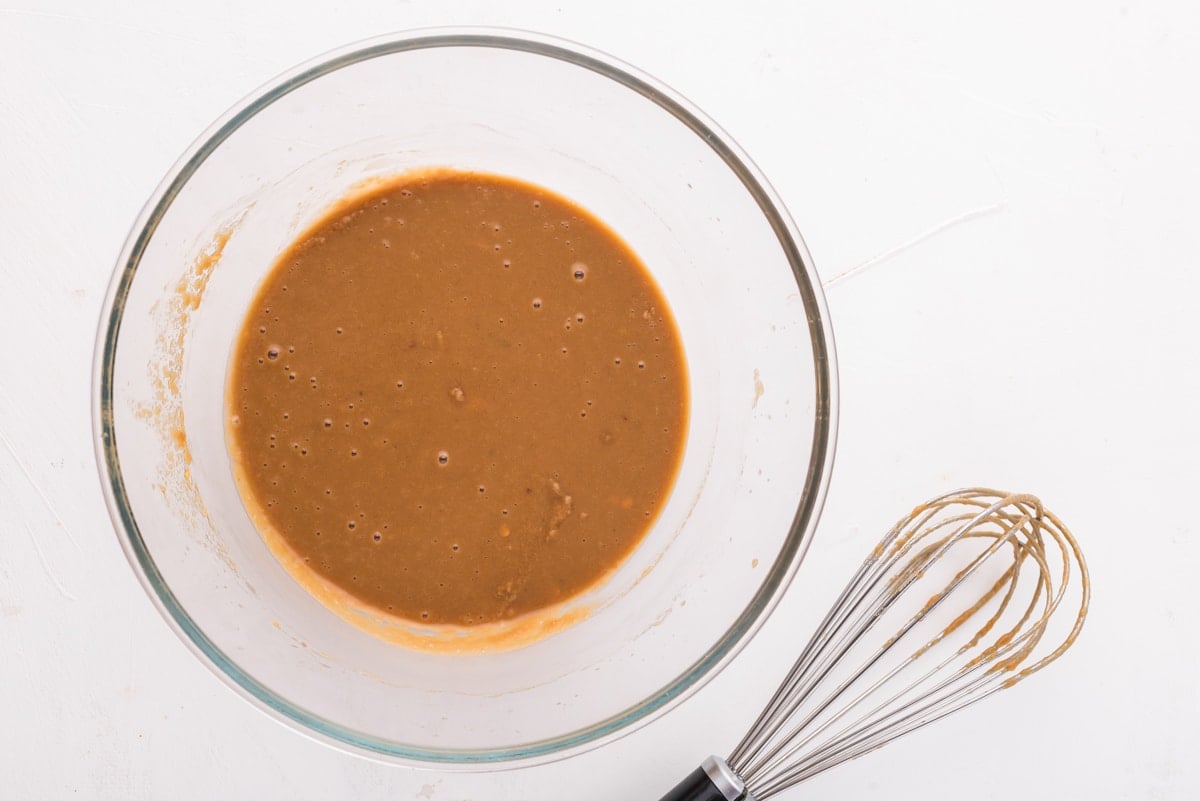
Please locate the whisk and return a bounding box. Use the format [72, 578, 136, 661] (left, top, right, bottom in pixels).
[656, 488, 1090, 801]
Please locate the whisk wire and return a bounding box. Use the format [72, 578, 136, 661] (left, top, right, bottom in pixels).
[738, 500, 1027, 784]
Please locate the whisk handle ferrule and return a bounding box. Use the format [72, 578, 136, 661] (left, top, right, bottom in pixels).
[656, 756, 749, 801]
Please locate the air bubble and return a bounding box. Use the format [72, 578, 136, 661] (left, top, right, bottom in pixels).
[323, 419, 332, 429]
[347, 521, 356, 530]
[373, 532, 382, 542]
[532, 298, 542, 310]
[266, 347, 280, 361]
[437, 451, 449, 465]
[572, 263, 587, 281]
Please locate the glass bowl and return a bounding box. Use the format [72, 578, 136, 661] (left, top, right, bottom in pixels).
[91, 28, 837, 767]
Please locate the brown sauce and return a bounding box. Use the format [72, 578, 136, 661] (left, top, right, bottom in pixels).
[226, 169, 688, 634]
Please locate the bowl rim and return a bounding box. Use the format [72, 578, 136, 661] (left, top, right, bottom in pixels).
[90, 26, 839, 769]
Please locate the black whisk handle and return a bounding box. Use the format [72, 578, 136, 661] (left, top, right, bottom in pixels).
[656, 756, 749, 801]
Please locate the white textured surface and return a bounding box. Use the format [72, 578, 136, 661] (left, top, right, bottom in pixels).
[2, 1, 1197, 798]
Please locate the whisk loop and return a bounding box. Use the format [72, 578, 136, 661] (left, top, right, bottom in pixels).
[657, 488, 1089, 801]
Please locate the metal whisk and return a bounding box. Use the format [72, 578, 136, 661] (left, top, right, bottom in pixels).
[657, 488, 1090, 801]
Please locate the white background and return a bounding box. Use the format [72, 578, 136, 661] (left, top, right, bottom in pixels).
[2, 1, 1197, 798]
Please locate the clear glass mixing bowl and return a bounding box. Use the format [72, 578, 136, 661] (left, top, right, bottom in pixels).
[91, 28, 837, 767]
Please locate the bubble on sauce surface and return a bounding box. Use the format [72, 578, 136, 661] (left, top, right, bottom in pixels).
[531, 298, 542, 310]
[572, 263, 587, 281]
[266, 346, 280, 361]
[437, 451, 449, 465]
